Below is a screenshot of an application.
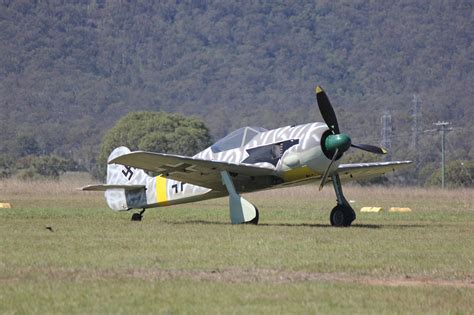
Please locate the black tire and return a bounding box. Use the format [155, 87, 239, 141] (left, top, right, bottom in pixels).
[347, 206, 356, 224]
[131, 213, 142, 221]
[330, 205, 352, 227]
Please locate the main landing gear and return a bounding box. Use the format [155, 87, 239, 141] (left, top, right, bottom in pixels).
[220, 171, 259, 224]
[330, 173, 355, 227]
[131, 208, 146, 221]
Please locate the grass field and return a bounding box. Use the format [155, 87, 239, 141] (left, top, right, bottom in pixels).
[1, 174, 473, 314]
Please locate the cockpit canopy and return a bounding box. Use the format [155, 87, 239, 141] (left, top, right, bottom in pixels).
[211, 126, 268, 153]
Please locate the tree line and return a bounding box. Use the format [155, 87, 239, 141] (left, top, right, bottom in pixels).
[0, 1, 472, 185]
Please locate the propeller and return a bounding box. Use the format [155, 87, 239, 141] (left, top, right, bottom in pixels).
[316, 86, 340, 134]
[351, 143, 388, 155]
[315, 86, 388, 189]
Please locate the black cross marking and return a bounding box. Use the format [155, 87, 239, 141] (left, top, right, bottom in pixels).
[122, 166, 134, 180]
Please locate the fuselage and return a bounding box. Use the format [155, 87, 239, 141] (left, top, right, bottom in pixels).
[134, 122, 338, 210]
[196, 122, 336, 179]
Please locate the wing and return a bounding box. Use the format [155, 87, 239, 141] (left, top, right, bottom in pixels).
[109, 151, 276, 190]
[337, 161, 412, 181]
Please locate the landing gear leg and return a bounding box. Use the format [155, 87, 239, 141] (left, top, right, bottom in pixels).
[131, 208, 146, 221]
[330, 174, 355, 227]
[220, 171, 259, 224]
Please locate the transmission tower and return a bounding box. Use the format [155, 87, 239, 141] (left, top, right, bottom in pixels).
[412, 95, 422, 148]
[412, 95, 423, 183]
[381, 111, 392, 152]
[433, 121, 453, 189]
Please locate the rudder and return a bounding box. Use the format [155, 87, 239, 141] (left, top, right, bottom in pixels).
[105, 146, 150, 211]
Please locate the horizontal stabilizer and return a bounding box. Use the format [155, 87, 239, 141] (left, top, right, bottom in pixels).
[81, 184, 146, 191]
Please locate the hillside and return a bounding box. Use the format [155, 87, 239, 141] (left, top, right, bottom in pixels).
[0, 1, 472, 183]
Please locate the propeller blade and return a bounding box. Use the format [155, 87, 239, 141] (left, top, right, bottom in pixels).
[315, 86, 340, 134]
[319, 148, 339, 191]
[351, 143, 388, 155]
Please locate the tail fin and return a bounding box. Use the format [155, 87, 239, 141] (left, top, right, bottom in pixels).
[82, 147, 151, 211]
[106, 146, 149, 186]
[82, 146, 214, 211]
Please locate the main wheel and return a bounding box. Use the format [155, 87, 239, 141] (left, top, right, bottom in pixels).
[131, 213, 142, 221]
[330, 205, 353, 227]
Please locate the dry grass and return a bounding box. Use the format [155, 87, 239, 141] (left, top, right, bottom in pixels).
[0, 172, 93, 196]
[1, 173, 472, 212]
[0, 173, 103, 209]
[252, 184, 474, 209]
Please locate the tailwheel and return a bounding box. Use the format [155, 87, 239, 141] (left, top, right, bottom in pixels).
[330, 205, 355, 227]
[131, 209, 146, 221]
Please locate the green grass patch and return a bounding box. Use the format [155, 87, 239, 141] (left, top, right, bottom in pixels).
[0, 178, 473, 314]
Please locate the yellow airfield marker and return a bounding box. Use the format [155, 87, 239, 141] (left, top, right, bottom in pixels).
[389, 207, 412, 212]
[0, 202, 12, 208]
[360, 207, 383, 213]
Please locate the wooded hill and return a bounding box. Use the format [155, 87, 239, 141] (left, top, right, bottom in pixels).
[0, 1, 472, 184]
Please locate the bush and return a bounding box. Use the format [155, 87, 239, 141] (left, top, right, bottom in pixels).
[0, 155, 14, 179]
[15, 155, 78, 180]
[95, 111, 212, 179]
[426, 160, 474, 188]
